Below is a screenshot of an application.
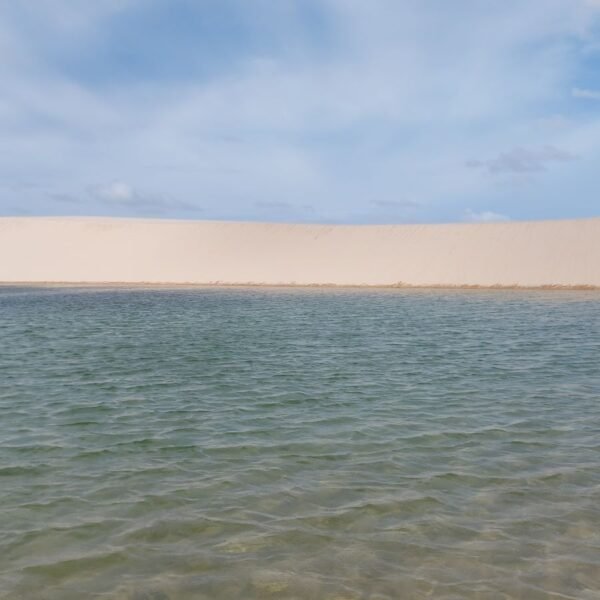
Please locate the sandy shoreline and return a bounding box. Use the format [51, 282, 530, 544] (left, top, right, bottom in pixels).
[1, 216, 599, 289]
[1, 282, 599, 291]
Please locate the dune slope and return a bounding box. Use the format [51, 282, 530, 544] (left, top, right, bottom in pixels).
[0, 217, 599, 288]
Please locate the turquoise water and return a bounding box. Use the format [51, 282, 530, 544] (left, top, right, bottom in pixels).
[1, 286, 599, 600]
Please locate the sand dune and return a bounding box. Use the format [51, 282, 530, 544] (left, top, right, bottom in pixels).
[0, 216, 599, 288]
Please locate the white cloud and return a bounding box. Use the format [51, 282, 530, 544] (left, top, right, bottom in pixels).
[91, 181, 134, 202]
[464, 210, 510, 223]
[572, 87, 600, 100]
[87, 181, 201, 215]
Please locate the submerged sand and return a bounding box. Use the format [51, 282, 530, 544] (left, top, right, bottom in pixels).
[0, 216, 599, 288]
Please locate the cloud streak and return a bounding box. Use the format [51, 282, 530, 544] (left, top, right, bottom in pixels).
[572, 87, 600, 100]
[467, 146, 576, 175]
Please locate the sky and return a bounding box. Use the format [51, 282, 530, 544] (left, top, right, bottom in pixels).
[1, 0, 600, 224]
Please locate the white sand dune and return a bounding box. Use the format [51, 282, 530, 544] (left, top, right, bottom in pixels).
[0, 216, 599, 288]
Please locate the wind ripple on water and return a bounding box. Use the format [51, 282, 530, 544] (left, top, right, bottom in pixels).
[0, 287, 599, 599]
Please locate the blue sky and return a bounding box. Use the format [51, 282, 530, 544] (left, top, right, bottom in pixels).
[1, 0, 600, 224]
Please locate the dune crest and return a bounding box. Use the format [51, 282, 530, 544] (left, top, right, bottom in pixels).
[1, 216, 599, 289]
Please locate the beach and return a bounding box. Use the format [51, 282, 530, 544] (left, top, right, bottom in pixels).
[1, 216, 599, 288]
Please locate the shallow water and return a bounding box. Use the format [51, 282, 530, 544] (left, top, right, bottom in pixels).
[0, 286, 599, 600]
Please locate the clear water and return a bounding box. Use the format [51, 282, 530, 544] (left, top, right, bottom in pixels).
[1, 286, 599, 600]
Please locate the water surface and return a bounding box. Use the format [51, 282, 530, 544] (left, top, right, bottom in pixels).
[1, 286, 599, 599]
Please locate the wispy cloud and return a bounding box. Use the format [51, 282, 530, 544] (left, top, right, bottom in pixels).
[88, 181, 202, 215]
[572, 87, 600, 100]
[255, 201, 296, 210]
[464, 210, 510, 223]
[370, 200, 420, 209]
[254, 200, 315, 221]
[466, 146, 576, 175]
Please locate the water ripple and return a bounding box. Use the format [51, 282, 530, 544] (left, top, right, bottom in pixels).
[1, 287, 599, 599]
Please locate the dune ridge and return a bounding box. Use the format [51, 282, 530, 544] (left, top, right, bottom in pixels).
[1, 216, 599, 289]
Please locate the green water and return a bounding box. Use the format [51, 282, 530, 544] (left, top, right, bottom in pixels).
[1, 286, 599, 600]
